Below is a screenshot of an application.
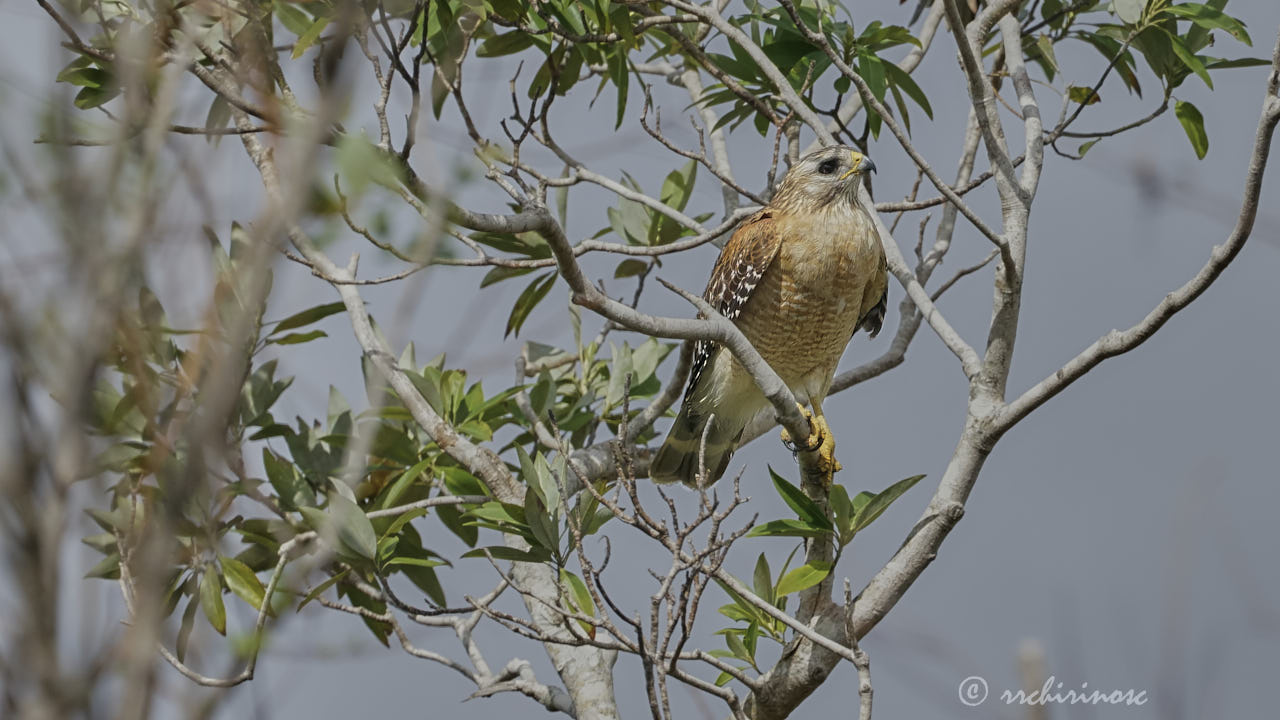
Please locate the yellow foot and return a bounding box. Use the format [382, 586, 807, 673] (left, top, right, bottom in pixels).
[813, 414, 842, 478]
[781, 408, 841, 486]
[780, 404, 823, 452]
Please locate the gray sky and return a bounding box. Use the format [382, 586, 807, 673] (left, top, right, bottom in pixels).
[2, 1, 1279, 718]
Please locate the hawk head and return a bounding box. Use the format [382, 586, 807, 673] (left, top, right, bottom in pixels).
[771, 145, 877, 213]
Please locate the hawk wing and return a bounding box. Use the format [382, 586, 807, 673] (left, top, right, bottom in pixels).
[858, 254, 889, 337]
[685, 209, 784, 397]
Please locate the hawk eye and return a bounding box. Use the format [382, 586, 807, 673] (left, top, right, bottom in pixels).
[817, 158, 840, 175]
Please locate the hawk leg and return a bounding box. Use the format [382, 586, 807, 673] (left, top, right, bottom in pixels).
[780, 403, 823, 452]
[781, 401, 842, 486]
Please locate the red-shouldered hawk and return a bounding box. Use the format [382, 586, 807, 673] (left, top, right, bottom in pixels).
[650, 146, 887, 487]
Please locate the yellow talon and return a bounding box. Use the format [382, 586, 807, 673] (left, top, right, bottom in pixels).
[779, 405, 842, 486]
[814, 414, 841, 479]
[780, 404, 823, 452]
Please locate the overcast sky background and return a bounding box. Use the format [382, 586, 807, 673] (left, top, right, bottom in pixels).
[2, 1, 1279, 718]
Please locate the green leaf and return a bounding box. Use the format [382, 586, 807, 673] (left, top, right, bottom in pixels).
[376, 458, 433, 511]
[883, 62, 933, 119]
[343, 583, 391, 646]
[516, 445, 541, 499]
[613, 259, 648, 279]
[269, 330, 328, 345]
[481, 265, 535, 288]
[377, 535, 400, 563]
[82, 532, 117, 554]
[560, 569, 595, 616]
[859, 21, 922, 51]
[263, 448, 315, 511]
[205, 95, 231, 141]
[830, 485, 854, 536]
[752, 553, 773, 605]
[56, 55, 92, 82]
[1175, 99, 1209, 159]
[1067, 85, 1102, 105]
[859, 52, 887, 103]
[199, 566, 227, 635]
[1079, 32, 1144, 97]
[505, 272, 556, 338]
[1036, 34, 1060, 75]
[272, 302, 345, 334]
[745, 519, 834, 539]
[384, 555, 447, 569]
[219, 555, 268, 612]
[329, 493, 378, 560]
[1041, 0, 1064, 26]
[661, 159, 697, 211]
[176, 594, 199, 661]
[775, 562, 832, 597]
[608, 48, 629, 129]
[399, 555, 448, 606]
[851, 474, 926, 534]
[336, 133, 405, 196]
[478, 30, 536, 57]
[717, 602, 757, 623]
[292, 16, 330, 59]
[379, 508, 427, 542]
[1113, 0, 1147, 25]
[1164, 30, 1214, 88]
[1203, 57, 1271, 70]
[768, 466, 832, 530]
[460, 545, 553, 563]
[1164, 3, 1251, 46]
[274, 0, 312, 36]
[298, 569, 348, 610]
[466, 500, 526, 526]
[74, 84, 120, 110]
[525, 371, 554, 420]
[58, 66, 111, 88]
[1078, 139, 1101, 157]
[437, 501, 479, 546]
[84, 552, 120, 579]
[629, 338, 671, 385]
[523, 487, 559, 551]
[725, 631, 755, 667]
[603, 342, 633, 410]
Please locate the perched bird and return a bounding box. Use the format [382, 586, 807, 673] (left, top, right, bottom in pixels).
[650, 146, 888, 487]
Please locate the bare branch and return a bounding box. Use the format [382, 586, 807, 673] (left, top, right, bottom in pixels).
[930, 249, 1000, 301]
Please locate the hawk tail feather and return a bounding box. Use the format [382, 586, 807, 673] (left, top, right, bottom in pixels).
[650, 405, 740, 488]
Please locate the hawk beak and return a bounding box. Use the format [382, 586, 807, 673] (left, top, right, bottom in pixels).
[840, 151, 876, 181]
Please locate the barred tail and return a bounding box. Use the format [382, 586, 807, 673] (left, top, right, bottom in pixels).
[649, 404, 741, 488]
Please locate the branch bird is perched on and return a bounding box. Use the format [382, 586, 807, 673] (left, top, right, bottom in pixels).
[650, 146, 888, 487]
